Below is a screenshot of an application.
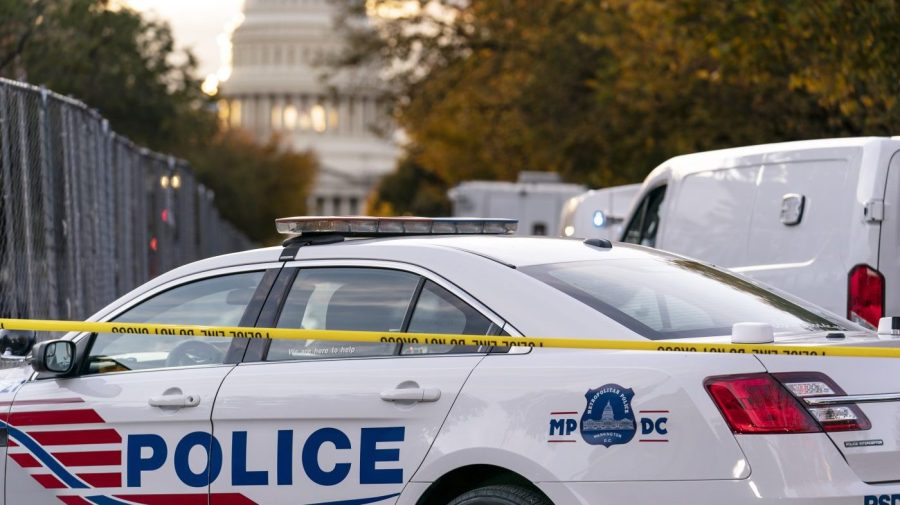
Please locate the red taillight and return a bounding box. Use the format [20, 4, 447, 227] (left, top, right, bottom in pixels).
[705, 374, 821, 434]
[848, 264, 884, 328]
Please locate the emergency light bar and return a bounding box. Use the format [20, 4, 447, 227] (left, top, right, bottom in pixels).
[275, 216, 518, 236]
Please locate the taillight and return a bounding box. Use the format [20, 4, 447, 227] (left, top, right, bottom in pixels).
[848, 264, 884, 329]
[705, 374, 820, 434]
[706, 373, 871, 434]
[774, 372, 871, 432]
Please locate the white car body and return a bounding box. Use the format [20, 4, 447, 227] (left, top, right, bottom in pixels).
[621, 137, 900, 329]
[1, 231, 899, 505]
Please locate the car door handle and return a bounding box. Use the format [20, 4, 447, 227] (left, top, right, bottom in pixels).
[380, 387, 441, 403]
[148, 394, 201, 408]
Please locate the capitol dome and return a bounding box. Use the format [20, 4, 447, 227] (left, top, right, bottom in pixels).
[220, 0, 398, 216]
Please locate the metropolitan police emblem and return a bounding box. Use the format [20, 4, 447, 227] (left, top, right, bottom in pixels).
[580, 384, 636, 447]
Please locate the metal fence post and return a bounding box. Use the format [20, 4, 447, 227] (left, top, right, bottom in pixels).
[38, 87, 59, 319]
[0, 85, 20, 318]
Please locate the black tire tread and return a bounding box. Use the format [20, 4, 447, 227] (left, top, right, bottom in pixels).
[447, 484, 552, 505]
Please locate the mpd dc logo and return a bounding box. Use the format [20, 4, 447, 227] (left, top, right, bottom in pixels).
[547, 384, 669, 445]
[580, 384, 636, 447]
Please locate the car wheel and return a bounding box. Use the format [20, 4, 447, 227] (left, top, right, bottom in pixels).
[447, 485, 552, 505]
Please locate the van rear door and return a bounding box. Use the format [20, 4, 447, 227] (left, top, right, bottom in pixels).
[741, 153, 863, 316]
[879, 149, 900, 320]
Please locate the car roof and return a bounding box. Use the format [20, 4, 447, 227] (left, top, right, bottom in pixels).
[653, 136, 900, 180]
[287, 235, 661, 267]
[91, 235, 661, 340]
[143, 236, 667, 284]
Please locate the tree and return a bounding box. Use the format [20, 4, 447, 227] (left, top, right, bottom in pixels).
[0, 0, 46, 75]
[368, 156, 451, 217]
[0, 0, 317, 241]
[189, 129, 316, 244]
[342, 0, 615, 190]
[1, 0, 216, 154]
[343, 0, 900, 214]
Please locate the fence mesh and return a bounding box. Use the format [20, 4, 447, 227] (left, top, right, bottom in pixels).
[0, 78, 253, 324]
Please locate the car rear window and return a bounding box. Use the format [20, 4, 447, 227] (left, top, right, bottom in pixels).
[522, 258, 853, 340]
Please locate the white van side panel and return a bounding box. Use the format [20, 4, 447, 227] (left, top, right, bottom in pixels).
[648, 139, 898, 319]
[742, 157, 857, 312]
[660, 167, 759, 267]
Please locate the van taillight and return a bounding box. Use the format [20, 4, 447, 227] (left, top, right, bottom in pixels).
[848, 264, 884, 329]
[705, 374, 820, 434]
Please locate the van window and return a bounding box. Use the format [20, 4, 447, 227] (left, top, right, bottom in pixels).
[622, 186, 666, 247]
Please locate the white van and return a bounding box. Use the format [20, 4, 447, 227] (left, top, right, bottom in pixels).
[621, 137, 900, 329]
[449, 172, 586, 236]
[558, 184, 640, 240]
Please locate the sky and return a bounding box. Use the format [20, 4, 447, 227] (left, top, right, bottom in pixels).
[124, 0, 245, 92]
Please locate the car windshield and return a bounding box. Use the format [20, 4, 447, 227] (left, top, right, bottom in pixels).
[522, 257, 857, 340]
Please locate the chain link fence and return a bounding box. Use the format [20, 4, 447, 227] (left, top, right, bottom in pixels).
[0, 78, 253, 323]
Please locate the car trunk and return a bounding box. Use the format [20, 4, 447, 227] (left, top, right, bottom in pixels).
[756, 334, 900, 483]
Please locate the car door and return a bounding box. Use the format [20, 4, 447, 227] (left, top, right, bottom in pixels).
[6, 266, 277, 505]
[211, 263, 503, 505]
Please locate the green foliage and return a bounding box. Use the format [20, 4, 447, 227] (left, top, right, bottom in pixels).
[345, 0, 900, 213]
[368, 156, 450, 217]
[1, 0, 216, 153]
[0, 0, 317, 241]
[189, 130, 316, 245]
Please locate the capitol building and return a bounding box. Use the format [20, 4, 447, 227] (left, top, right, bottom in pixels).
[582, 401, 635, 432]
[219, 0, 399, 216]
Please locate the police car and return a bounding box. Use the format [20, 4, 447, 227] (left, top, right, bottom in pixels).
[1, 216, 898, 505]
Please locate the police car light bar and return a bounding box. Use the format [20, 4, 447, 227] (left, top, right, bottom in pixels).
[275, 216, 518, 236]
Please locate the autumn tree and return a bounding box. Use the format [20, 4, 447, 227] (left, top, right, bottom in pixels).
[345, 0, 900, 214]
[188, 130, 316, 244]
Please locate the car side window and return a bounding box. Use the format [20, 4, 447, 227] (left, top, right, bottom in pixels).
[622, 185, 666, 247]
[85, 271, 265, 374]
[267, 268, 420, 361]
[402, 281, 495, 355]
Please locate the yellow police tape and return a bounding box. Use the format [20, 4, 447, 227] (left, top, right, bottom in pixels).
[1, 318, 900, 359]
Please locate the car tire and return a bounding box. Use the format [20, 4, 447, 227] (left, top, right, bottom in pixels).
[447, 484, 552, 505]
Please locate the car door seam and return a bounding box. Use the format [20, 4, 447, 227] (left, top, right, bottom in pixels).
[399, 353, 489, 498]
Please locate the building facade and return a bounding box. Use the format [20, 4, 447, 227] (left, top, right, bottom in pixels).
[219, 0, 398, 216]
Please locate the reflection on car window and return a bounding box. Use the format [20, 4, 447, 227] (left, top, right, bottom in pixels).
[267, 268, 419, 361]
[86, 271, 264, 374]
[402, 281, 494, 355]
[523, 257, 849, 340]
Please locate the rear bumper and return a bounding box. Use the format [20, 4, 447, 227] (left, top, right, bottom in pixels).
[539, 434, 900, 504]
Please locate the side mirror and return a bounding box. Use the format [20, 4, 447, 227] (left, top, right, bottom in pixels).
[0, 330, 36, 362]
[31, 340, 76, 375]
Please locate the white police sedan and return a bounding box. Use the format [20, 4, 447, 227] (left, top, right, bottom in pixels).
[0, 217, 898, 505]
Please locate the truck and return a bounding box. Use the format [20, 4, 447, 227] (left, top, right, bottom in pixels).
[448, 172, 585, 236]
